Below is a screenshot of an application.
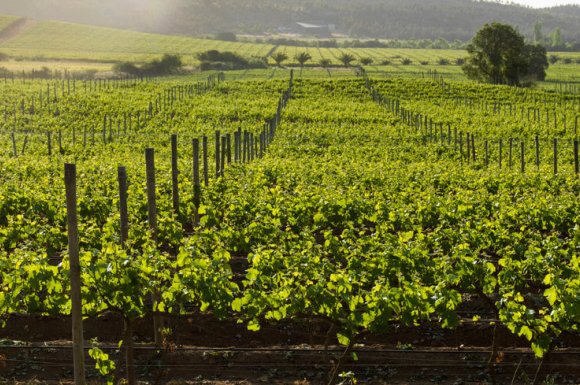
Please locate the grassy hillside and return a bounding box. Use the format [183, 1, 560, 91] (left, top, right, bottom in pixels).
[0, 20, 274, 64]
[0, 16, 578, 84]
[0, 0, 579, 44]
[0, 14, 19, 31]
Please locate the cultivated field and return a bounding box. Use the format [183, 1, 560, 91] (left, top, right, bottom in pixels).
[0, 12, 579, 385]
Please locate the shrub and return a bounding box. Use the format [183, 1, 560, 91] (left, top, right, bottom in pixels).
[438, 58, 450, 65]
[198, 50, 265, 70]
[141, 54, 182, 75]
[455, 58, 465, 66]
[319, 58, 332, 68]
[380, 59, 391, 65]
[401, 58, 412, 65]
[549, 55, 559, 64]
[360, 57, 374, 65]
[113, 62, 141, 75]
[420, 60, 429, 65]
[562, 57, 572, 64]
[338, 53, 356, 67]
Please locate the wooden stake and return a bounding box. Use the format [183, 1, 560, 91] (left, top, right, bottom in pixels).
[65, 163, 86, 385]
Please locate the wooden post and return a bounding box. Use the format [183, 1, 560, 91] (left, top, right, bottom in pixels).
[234, 131, 239, 163]
[520, 141, 525, 173]
[64, 163, 86, 385]
[145, 149, 158, 239]
[202, 136, 209, 187]
[171, 134, 180, 215]
[21, 136, 28, 156]
[145, 149, 163, 346]
[535, 135, 540, 170]
[221, 136, 227, 177]
[215, 130, 221, 179]
[499, 139, 503, 169]
[47, 131, 52, 156]
[574, 139, 579, 175]
[484, 140, 488, 167]
[243, 131, 248, 163]
[118, 167, 129, 246]
[553, 138, 558, 175]
[192, 139, 201, 225]
[11, 133, 17, 157]
[226, 133, 232, 165]
[509, 138, 513, 169]
[471, 134, 476, 162]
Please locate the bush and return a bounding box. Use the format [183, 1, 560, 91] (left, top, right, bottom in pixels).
[420, 60, 429, 65]
[197, 50, 265, 70]
[438, 58, 450, 65]
[401, 58, 412, 65]
[113, 62, 141, 75]
[562, 57, 573, 64]
[455, 58, 465, 66]
[113, 54, 182, 76]
[380, 59, 391, 65]
[360, 57, 374, 65]
[141, 54, 182, 75]
[549, 55, 560, 64]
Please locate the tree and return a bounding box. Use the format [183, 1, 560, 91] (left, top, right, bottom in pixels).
[462, 23, 548, 86]
[319, 58, 332, 77]
[338, 53, 356, 67]
[295, 52, 312, 76]
[533, 21, 544, 45]
[295, 52, 312, 67]
[360, 57, 373, 65]
[524, 44, 549, 81]
[272, 52, 288, 67]
[550, 28, 564, 49]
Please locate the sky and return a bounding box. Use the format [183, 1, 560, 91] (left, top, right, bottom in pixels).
[507, 0, 580, 7]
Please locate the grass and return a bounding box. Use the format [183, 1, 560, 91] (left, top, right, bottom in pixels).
[0, 14, 19, 32]
[0, 15, 578, 86]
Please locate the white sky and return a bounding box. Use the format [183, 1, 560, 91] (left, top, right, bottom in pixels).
[507, 0, 580, 7]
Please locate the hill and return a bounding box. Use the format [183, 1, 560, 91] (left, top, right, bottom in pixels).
[0, 0, 578, 44]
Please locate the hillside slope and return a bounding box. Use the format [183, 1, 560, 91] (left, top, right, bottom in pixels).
[0, 0, 578, 42]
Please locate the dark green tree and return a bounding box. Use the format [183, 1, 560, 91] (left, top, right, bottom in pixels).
[462, 23, 548, 86]
[338, 53, 356, 67]
[272, 51, 288, 67]
[295, 51, 312, 76]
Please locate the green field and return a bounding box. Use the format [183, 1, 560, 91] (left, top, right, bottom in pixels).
[0, 16, 579, 87]
[1, 12, 580, 384]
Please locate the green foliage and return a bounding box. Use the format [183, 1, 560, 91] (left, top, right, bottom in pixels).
[89, 340, 116, 385]
[319, 58, 332, 68]
[338, 53, 356, 67]
[462, 23, 549, 86]
[360, 57, 373, 65]
[272, 51, 289, 67]
[197, 50, 266, 70]
[295, 52, 312, 67]
[113, 54, 182, 76]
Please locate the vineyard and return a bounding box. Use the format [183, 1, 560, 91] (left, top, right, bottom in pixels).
[0, 69, 579, 385]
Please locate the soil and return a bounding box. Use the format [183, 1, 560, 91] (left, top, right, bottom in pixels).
[0, 18, 37, 44]
[1, 313, 580, 384]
